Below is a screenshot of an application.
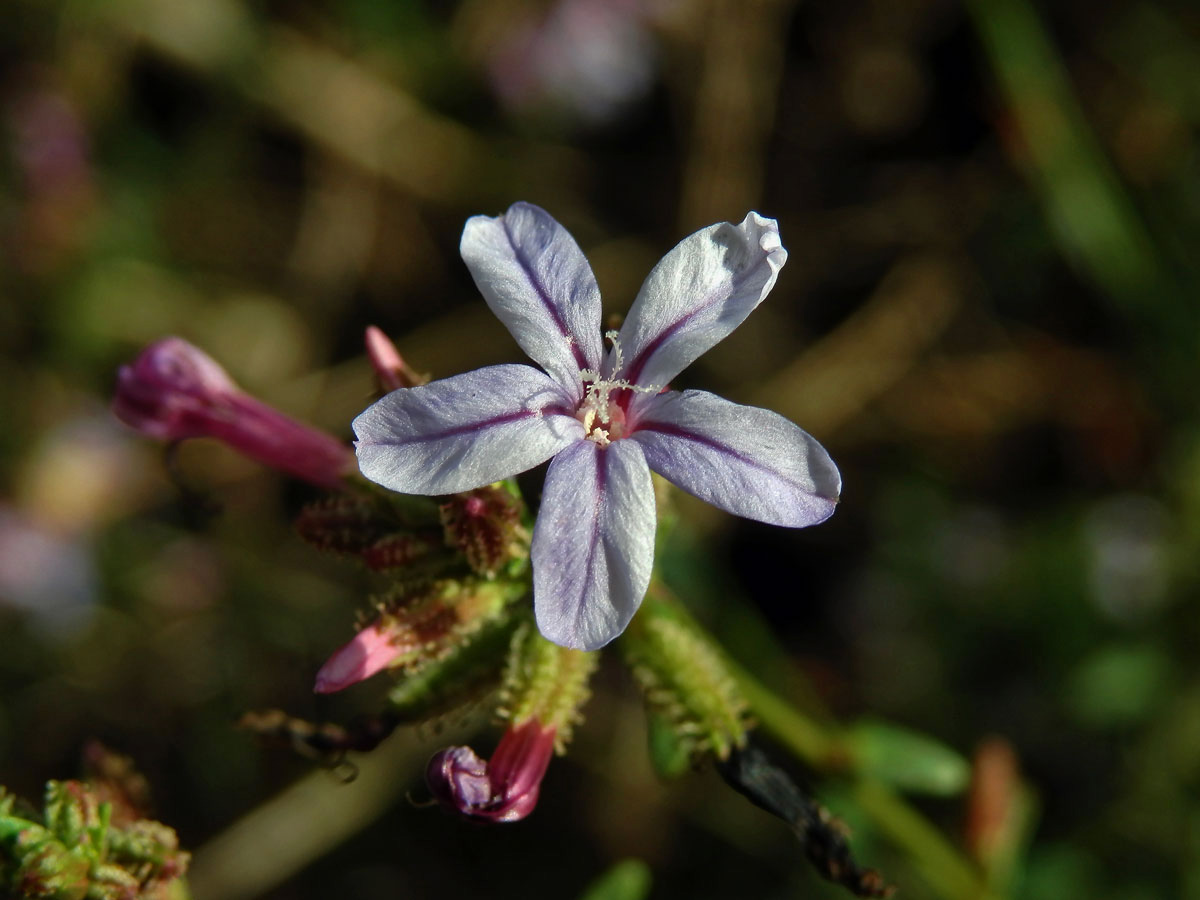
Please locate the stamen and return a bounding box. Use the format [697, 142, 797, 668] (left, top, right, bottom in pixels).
[575, 332, 662, 446]
[605, 329, 623, 373]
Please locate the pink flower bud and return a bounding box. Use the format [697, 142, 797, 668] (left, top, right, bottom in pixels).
[364, 326, 424, 391]
[313, 620, 404, 694]
[314, 582, 519, 693]
[113, 337, 355, 489]
[426, 719, 556, 823]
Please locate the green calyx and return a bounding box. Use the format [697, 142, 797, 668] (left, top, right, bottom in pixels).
[387, 611, 523, 724]
[369, 577, 528, 674]
[499, 623, 599, 749]
[621, 588, 749, 770]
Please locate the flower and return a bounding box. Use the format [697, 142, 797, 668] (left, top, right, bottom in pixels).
[354, 203, 841, 650]
[113, 337, 356, 490]
[484, 0, 658, 125]
[426, 718, 557, 823]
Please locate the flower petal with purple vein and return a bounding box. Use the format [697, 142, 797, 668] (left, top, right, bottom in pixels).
[532, 439, 656, 651]
[354, 364, 582, 495]
[613, 212, 787, 393]
[631, 389, 840, 527]
[461, 202, 603, 399]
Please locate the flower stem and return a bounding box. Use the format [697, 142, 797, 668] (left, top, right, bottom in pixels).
[735, 664, 997, 900]
[655, 585, 998, 900]
[852, 778, 995, 900]
[720, 654, 837, 765]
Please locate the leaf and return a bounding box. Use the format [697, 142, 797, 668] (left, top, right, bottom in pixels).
[576, 860, 652, 900]
[848, 719, 971, 796]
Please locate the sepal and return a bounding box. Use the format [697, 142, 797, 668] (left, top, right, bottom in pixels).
[620, 588, 749, 767]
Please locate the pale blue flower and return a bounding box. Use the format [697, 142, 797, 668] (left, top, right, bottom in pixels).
[354, 203, 840, 650]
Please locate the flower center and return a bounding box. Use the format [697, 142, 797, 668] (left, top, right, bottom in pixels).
[578, 392, 627, 446]
[576, 331, 657, 447]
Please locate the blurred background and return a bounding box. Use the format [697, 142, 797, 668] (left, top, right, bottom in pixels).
[2, 0, 1200, 897]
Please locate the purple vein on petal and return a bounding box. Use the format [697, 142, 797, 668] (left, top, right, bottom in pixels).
[502, 216, 591, 373]
[633, 420, 823, 496]
[571, 448, 606, 636]
[369, 409, 548, 447]
[621, 261, 764, 386]
[621, 303, 704, 386]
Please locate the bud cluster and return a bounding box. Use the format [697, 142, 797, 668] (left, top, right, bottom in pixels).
[439, 485, 529, 578]
[294, 493, 446, 572]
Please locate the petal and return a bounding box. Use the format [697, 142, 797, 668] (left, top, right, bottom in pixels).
[614, 212, 786, 390]
[354, 364, 583, 495]
[461, 202, 603, 398]
[532, 439, 655, 651]
[630, 389, 840, 527]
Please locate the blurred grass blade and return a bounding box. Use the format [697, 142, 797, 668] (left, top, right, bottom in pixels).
[967, 0, 1186, 329]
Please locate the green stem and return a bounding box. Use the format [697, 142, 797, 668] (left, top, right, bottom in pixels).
[853, 779, 994, 900]
[735, 661, 997, 900]
[186, 733, 429, 900]
[720, 655, 837, 765]
[655, 586, 998, 900]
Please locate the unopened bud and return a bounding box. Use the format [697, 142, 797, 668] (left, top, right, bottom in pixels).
[113, 337, 355, 489]
[314, 620, 407, 694]
[440, 486, 528, 577]
[314, 579, 525, 693]
[365, 326, 426, 391]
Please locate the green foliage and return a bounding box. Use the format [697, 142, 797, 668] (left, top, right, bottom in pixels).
[0, 780, 188, 900]
[845, 720, 971, 797]
[622, 590, 749, 766]
[576, 859, 652, 900]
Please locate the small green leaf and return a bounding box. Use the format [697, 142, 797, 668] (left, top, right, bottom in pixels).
[848, 719, 971, 796]
[576, 859, 652, 900]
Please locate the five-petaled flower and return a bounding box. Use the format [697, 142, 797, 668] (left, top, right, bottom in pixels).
[354, 203, 841, 650]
